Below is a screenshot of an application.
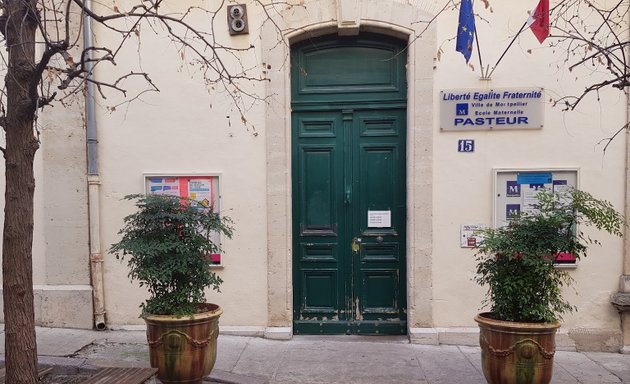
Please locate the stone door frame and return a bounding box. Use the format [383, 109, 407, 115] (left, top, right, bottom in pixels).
[261, 0, 436, 339]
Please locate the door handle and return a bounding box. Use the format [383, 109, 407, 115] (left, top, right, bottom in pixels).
[351, 237, 362, 253]
[345, 189, 352, 205]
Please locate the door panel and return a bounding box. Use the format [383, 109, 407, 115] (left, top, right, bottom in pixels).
[293, 112, 347, 326]
[301, 147, 337, 233]
[362, 269, 399, 310]
[351, 109, 406, 332]
[301, 269, 337, 313]
[292, 38, 407, 103]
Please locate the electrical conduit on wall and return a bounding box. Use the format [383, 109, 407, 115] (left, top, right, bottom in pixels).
[616, 11, 630, 353]
[84, 0, 106, 330]
[625, 11, 630, 284]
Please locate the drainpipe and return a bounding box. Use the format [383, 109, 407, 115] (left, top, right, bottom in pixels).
[610, 15, 630, 353]
[84, 0, 107, 330]
[612, 80, 630, 353]
[627, 28, 630, 281]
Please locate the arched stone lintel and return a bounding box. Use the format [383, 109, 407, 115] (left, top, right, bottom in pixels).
[286, 21, 413, 44]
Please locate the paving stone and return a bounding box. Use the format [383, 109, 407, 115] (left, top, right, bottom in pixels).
[99, 330, 148, 344]
[206, 369, 269, 384]
[231, 338, 289, 379]
[282, 340, 417, 365]
[551, 363, 580, 384]
[412, 344, 486, 384]
[215, 335, 250, 372]
[232, 359, 279, 380]
[555, 351, 622, 383]
[584, 352, 630, 383]
[36, 328, 100, 356]
[457, 345, 484, 375]
[274, 360, 426, 384]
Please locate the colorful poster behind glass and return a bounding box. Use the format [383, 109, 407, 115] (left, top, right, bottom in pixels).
[146, 177, 180, 196]
[145, 175, 223, 265]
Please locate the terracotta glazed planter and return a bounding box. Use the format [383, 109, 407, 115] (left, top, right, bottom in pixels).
[474, 313, 560, 384]
[145, 304, 222, 384]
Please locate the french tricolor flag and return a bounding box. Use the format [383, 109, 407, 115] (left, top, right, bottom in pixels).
[526, 0, 549, 43]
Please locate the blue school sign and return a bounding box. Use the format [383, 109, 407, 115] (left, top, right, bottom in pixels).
[440, 87, 544, 131]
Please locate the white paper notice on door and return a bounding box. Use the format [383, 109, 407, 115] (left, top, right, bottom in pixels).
[368, 210, 391, 228]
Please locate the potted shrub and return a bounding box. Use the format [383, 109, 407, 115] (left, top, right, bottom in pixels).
[474, 188, 623, 384]
[110, 193, 233, 384]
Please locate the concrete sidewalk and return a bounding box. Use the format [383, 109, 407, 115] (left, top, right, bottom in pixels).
[0, 326, 628, 383]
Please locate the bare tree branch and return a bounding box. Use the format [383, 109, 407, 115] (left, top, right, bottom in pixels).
[550, 0, 630, 110]
[598, 121, 630, 154]
[0, 2, 288, 381]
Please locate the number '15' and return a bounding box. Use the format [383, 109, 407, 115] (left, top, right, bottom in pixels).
[458, 139, 474, 153]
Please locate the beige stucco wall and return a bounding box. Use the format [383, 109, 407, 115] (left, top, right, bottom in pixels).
[0, 98, 93, 328]
[431, 1, 626, 346]
[98, 0, 627, 339]
[95, 0, 270, 326]
[4, 0, 622, 348]
[95, 0, 439, 329]
[0, 12, 93, 328]
[255, 0, 626, 344]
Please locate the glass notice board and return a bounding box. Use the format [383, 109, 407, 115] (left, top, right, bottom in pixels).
[494, 169, 578, 265]
[144, 175, 224, 266]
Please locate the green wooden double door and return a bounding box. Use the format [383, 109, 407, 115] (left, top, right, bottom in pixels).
[291, 34, 408, 334]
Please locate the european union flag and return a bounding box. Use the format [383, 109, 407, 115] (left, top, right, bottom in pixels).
[456, 0, 475, 63]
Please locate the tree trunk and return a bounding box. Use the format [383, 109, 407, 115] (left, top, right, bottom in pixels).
[2, 1, 41, 383]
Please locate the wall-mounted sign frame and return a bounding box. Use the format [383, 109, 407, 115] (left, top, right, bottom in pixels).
[461, 224, 486, 248]
[144, 174, 224, 267]
[440, 87, 544, 131]
[493, 168, 579, 266]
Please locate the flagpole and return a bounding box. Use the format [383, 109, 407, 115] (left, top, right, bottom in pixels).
[474, 25, 486, 78]
[470, 0, 485, 78]
[486, 21, 528, 79]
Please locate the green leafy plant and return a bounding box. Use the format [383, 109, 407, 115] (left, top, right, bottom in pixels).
[110, 194, 234, 317]
[475, 189, 624, 323]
